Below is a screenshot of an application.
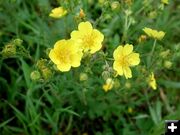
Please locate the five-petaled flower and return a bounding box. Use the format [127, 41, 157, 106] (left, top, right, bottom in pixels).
[70, 21, 104, 54]
[49, 7, 67, 18]
[148, 72, 157, 90]
[113, 44, 140, 79]
[143, 27, 165, 40]
[49, 39, 83, 72]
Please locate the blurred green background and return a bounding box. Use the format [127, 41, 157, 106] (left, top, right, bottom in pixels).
[0, 0, 180, 135]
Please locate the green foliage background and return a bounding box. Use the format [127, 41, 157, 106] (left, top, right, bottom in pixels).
[0, 0, 180, 135]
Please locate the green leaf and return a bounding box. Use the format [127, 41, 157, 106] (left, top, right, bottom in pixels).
[159, 80, 180, 89]
[0, 117, 14, 128]
[20, 58, 31, 88]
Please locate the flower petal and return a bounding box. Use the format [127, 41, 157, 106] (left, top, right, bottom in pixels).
[113, 46, 123, 60]
[78, 21, 93, 33]
[123, 44, 133, 55]
[71, 53, 83, 67]
[127, 53, 140, 66]
[123, 66, 132, 79]
[156, 31, 165, 40]
[90, 42, 102, 54]
[92, 29, 104, 42]
[70, 31, 82, 40]
[57, 63, 71, 72]
[143, 27, 153, 37]
[49, 50, 60, 65]
[53, 40, 67, 52]
[113, 61, 123, 75]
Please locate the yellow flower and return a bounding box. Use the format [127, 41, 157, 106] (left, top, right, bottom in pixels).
[49, 7, 67, 18]
[49, 39, 83, 72]
[102, 78, 114, 92]
[161, 0, 169, 4]
[148, 72, 157, 90]
[113, 44, 140, 79]
[70, 21, 104, 54]
[143, 27, 165, 40]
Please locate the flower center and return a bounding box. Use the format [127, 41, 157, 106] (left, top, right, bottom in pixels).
[119, 56, 130, 67]
[57, 51, 71, 64]
[83, 34, 95, 50]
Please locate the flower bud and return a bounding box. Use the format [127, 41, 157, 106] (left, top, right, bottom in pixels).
[30, 70, 41, 81]
[148, 11, 157, 19]
[111, 1, 120, 10]
[1, 44, 16, 58]
[79, 8, 86, 18]
[161, 0, 169, 5]
[125, 81, 131, 89]
[128, 107, 133, 113]
[80, 73, 88, 81]
[42, 68, 52, 80]
[13, 38, 23, 46]
[160, 49, 170, 58]
[164, 61, 172, 69]
[36, 59, 48, 70]
[124, 0, 133, 6]
[102, 71, 110, 80]
[98, 0, 105, 4]
[113, 79, 120, 89]
[124, 9, 132, 16]
[138, 35, 147, 43]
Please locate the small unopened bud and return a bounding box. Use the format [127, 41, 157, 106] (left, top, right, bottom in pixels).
[128, 107, 133, 113]
[88, 0, 93, 4]
[79, 8, 86, 18]
[102, 71, 110, 80]
[13, 38, 23, 46]
[1, 44, 16, 58]
[80, 73, 88, 81]
[36, 59, 48, 70]
[125, 9, 132, 16]
[138, 35, 147, 43]
[148, 11, 157, 19]
[164, 61, 172, 69]
[42, 68, 52, 80]
[161, 0, 169, 5]
[30, 70, 41, 81]
[113, 79, 120, 89]
[98, 0, 105, 4]
[160, 49, 170, 58]
[125, 82, 131, 89]
[111, 1, 120, 10]
[124, 0, 133, 6]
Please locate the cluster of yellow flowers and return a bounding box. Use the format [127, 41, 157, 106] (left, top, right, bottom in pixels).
[49, 21, 104, 71]
[48, 7, 166, 91]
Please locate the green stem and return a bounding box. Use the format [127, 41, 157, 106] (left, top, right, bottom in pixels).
[148, 39, 157, 67]
[122, 13, 128, 43]
[65, 115, 73, 133]
[151, 39, 157, 57]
